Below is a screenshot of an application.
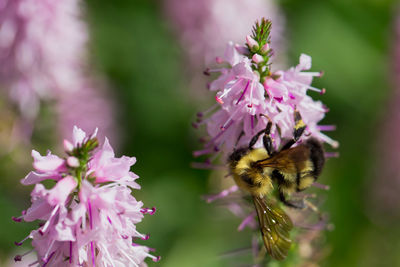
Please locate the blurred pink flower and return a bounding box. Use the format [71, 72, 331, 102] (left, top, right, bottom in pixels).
[57, 78, 118, 148]
[13, 127, 159, 266]
[367, 13, 400, 223]
[0, 0, 117, 145]
[0, 0, 87, 118]
[164, 0, 285, 68]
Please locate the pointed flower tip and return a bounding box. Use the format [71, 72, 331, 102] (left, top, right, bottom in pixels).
[320, 88, 326, 95]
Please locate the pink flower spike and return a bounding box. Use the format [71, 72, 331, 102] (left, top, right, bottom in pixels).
[15, 127, 159, 266]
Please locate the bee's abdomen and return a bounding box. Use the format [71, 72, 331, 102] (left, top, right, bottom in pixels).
[305, 138, 325, 178]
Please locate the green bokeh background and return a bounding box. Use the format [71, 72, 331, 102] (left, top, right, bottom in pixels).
[1, 0, 399, 266]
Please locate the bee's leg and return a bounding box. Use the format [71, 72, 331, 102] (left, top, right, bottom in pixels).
[248, 129, 265, 150]
[248, 119, 274, 155]
[279, 191, 306, 209]
[281, 110, 307, 150]
[262, 120, 274, 156]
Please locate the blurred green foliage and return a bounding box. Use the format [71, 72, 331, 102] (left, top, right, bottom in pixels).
[1, 0, 400, 266]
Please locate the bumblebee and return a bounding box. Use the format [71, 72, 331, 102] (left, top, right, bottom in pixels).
[228, 111, 325, 260]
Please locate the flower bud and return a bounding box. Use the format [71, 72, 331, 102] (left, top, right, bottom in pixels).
[252, 54, 264, 64]
[67, 156, 80, 168]
[246, 35, 259, 51]
[63, 140, 74, 153]
[260, 43, 270, 55]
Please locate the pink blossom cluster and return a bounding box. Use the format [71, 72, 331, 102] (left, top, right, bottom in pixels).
[193, 25, 338, 168]
[164, 0, 285, 68]
[13, 127, 159, 266]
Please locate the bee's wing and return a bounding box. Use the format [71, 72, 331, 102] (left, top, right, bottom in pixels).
[253, 196, 293, 261]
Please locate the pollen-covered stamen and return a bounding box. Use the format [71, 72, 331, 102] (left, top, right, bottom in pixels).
[215, 95, 224, 104]
[140, 207, 156, 215]
[42, 251, 55, 267]
[288, 80, 326, 95]
[317, 132, 339, 148]
[42, 239, 56, 262]
[151, 255, 161, 262]
[217, 78, 245, 104]
[39, 204, 60, 235]
[220, 110, 239, 131]
[204, 67, 225, 76]
[14, 249, 34, 262]
[14, 234, 33, 246]
[133, 232, 150, 241]
[12, 216, 22, 222]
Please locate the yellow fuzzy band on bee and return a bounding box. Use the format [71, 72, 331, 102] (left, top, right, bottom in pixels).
[235, 148, 269, 172]
[295, 119, 306, 130]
